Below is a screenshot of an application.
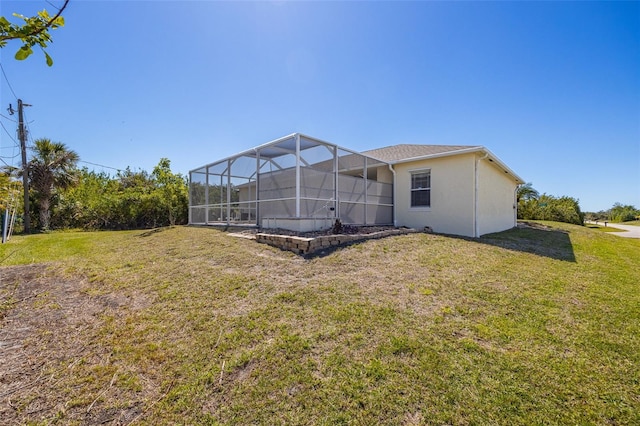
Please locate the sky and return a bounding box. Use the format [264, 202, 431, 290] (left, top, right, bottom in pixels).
[1, 0, 638, 212]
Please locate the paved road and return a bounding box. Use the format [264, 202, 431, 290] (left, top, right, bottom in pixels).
[586, 221, 640, 238]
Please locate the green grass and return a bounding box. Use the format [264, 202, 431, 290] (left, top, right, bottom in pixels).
[0, 230, 140, 264]
[585, 223, 626, 233]
[1, 223, 639, 425]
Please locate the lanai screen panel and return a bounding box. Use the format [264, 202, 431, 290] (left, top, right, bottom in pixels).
[257, 135, 338, 220]
[189, 167, 207, 224]
[334, 150, 393, 225]
[365, 158, 393, 224]
[188, 156, 258, 225]
[257, 138, 298, 220]
[230, 155, 258, 222]
[189, 134, 394, 227]
[299, 138, 336, 219]
[207, 161, 228, 223]
[337, 149, 365, 223]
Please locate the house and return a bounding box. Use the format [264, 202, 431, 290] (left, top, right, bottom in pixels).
[189, 133, 524, 237]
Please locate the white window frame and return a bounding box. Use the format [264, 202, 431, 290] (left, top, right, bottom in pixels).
[410, 169, 431, 209]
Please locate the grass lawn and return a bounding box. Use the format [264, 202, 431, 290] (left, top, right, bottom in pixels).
[1, 222, 638, 425]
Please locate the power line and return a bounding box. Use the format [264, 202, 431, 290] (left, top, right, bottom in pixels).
[22, 110, 34, 147]
[0, 63, 18, 100]
[0, 155, 12, 168]
[0, 121, 18, 145]
[0, 153, 20, 160]
[0, 113, 16, 122]
[79, 160, 121, 172]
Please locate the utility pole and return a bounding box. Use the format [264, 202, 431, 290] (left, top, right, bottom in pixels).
[17, 99, 30, 233]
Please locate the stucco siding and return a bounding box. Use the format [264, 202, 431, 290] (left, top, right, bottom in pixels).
[394, 154, 476, 236]
[376, 165, 393, 184]
[477, 159, 518, 236]
[239, 183, 256, 202]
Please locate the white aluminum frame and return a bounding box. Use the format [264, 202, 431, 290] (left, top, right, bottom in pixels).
[188, 133, 394, 227]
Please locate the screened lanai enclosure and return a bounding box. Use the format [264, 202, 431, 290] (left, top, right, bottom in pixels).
[189, 134, 394, 232]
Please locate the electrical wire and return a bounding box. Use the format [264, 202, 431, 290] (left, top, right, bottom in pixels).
[11, 110, 121, 171]
[22, 109, 34, 149]
[0, 113, 16, 122]
[0, 61, 23, 240]
[79, 160, 121, 172]
[0, 62, 18, 100]
[0, 121, 18, 145]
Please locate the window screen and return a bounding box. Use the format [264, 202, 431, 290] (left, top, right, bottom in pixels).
[411, 171, 431, 207]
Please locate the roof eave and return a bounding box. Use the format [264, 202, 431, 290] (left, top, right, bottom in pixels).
[390, 146, 525, 184]
[483, 148, 525, 184]
[388, 146, 485, 164]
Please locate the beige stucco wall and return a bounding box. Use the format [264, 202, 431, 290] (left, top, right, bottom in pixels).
[477, 159, 518, 236]
[238, 182, 256, 202]
[393, 153, 476, 237]
[393, 153, 519, 237]
[376, 165, 393, 184]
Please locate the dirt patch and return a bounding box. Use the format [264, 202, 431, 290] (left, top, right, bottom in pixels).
[0, 264, 150, 425]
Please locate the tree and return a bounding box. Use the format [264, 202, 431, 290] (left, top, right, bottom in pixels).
[517, 182, 539, 203]
[27, 138, 79, 230]
[518, 192, 584, 225]
[52, 160, 189, 230]
[608, 203, 639, 222]
[0, 0, 68, 66]
[152, 158, 188, 226]
[538, 195, 584, 225]
[0, 171, 14, 211]
[517, 182, 540, 221]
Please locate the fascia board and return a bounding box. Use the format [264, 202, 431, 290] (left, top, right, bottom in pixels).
[390, 146, 525, 184]
[389, 146, 485, 164]
[482, 147, 525, 184]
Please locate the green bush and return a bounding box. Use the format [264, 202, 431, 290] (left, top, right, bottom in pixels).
[518, 194, 584, 225]
[608, 203, 639, 222]
[51, 159, 188, 230]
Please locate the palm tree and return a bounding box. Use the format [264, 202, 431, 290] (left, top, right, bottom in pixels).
[27, 138, 79, 230]
[517, 182, 539, 203]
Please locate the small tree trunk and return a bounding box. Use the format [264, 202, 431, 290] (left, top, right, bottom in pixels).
[39, 196, 51, 230]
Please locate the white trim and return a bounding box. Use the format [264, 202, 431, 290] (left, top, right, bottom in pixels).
[388, 164, 397, 226]
[295, 134, 301, 217]
[390, 146, 525, 185]
[190, 132, 391, 175]
[391, 146, 484, 165]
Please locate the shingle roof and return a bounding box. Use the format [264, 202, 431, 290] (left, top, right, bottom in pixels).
[362, 144, 480, 162]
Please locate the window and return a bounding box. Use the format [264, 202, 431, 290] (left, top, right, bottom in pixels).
[411, 170, 430, 207]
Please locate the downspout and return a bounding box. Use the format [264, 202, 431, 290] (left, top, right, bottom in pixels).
[388, 163, 397, 227]
[514, 185, 519, 228]
[474, 153, 489, 238]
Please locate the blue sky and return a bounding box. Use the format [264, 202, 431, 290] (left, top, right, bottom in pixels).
[1, 0, 638, 212]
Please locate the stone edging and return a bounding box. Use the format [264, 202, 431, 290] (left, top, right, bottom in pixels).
[255, 228, 422, 255]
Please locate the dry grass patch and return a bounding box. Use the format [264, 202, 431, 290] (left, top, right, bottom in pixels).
[1, 223, 639, 425]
